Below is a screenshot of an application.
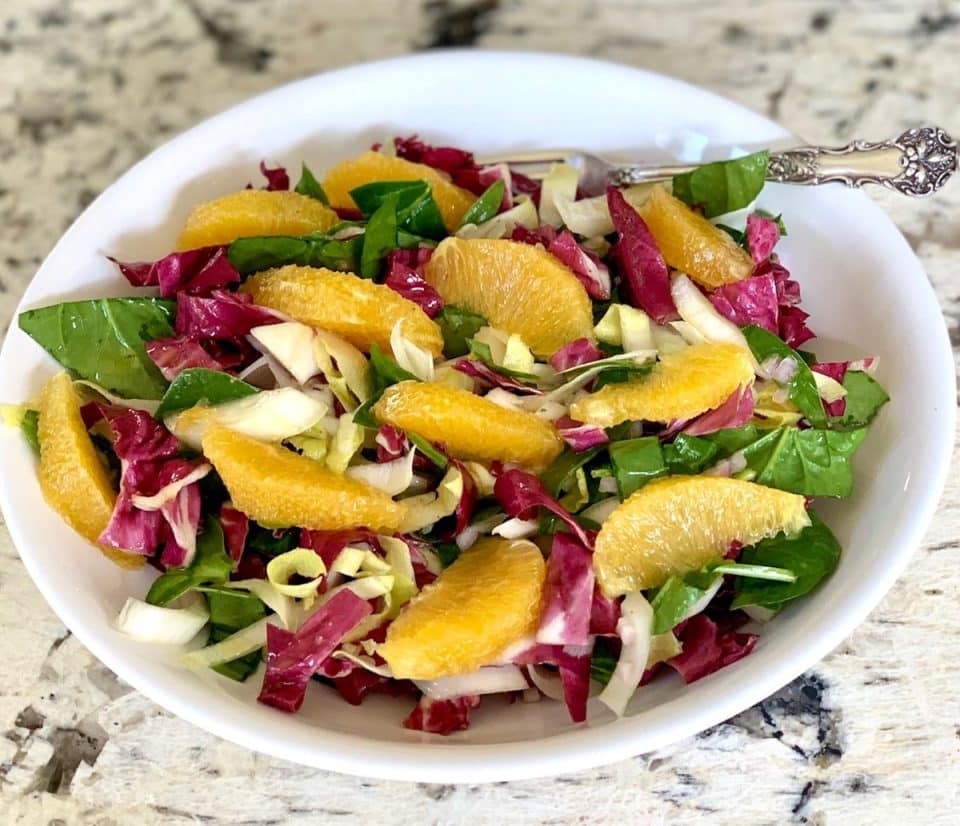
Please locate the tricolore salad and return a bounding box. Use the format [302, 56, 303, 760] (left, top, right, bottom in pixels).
[5, 136, 888, 734]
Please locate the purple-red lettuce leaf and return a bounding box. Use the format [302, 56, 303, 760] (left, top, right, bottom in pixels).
[666, 613, 757, 684]
[537, 534, 595, 646]
[547, 230, 611, 300]
[383, 248, 443, 317]
[220, 504, 249, 567]
[745, 213, 780, 264]
[402, 694, 480, 735]
[145, 337, 228, 381]
[111, 246, 240, 298]
[549, 338, 604, 372]
[682, 386, 755, 437]
[493, 469, 595, 549]
[554, 416, 609, 452]
[606, 187, 675, 323]
[175, 290, 282, 340]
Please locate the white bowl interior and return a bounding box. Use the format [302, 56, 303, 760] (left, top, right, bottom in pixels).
[0, 52, 954, 782]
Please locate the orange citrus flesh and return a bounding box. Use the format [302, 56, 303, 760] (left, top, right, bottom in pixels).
[201, 426, 406, 532]
[240, 265, 443, 357]
[36, 372, 142, 569]
[374, 381, 563, 468]
[594, 476, 810, 596]
[570, 343, 754, 428]
[638, 185, 754, 288]
[177, 189, 339, 251]
[379, 537, 546, 679]
[423, 237, 595, 357]
[322, 150, 475, 232]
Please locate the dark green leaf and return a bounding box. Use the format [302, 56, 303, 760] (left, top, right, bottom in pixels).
[207, 624, 263, 682]
[350, 181, 446, 241]
[590, 637, 620, 687]
[710, 562, 797, 582]
[743, 325, 826, 427]
[434, 542, 461, 568]
[829, 371, 889, 430]
[19, 298, 176, 399]
[360, 193, 399, 278]
[145, 516, 233, 606]
[540, 447, 603, 498]
[294, 163, 329, 204]
[352, 396, 380, 429]
[609, 437, 666, 499]
[409, 433, 448, 469]
[203, 587, 266, 629]
[465, 339, 539, 381]
[246, 522, 298, 557]
[459, 180, 505, 228]
[716, 224, 746, 247]
[154, 369, 257, 420]
[20, 409, 39, 455]
[731, 512, 840, 609]
[369, 342, 417, 388]
[436, 305, 487, 357]
[663, 434, 719, 475]
[651, 573, 720, 635]
[228, 234, 362, 275]
[672, 150, 770, 218]
[704, 424, 868, 497]
[592, 362, 652, 390]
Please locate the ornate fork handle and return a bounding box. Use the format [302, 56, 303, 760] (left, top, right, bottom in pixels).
[767, 126, 957, 195]
[610, 126, 956, 196]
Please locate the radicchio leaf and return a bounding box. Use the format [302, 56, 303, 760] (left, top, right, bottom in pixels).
[811, 361, 848, 417]
[175, 290, 282, 340]
[375, 424, 410, 462]
[590, 587, 621, 636]
[257, 590, 372, 712]
[453, 359, 543, 395]
[437, 459, 477, 541]
[383, 248, 443, 317]
[258, 161, 290, 191]
[549, 338, 604, 372]
[111, 246, 240, 299]
[547, 230, 612, 300]
[536, 534, 595, 646]
[493, 469, 595, 549]
[681, 386, 755, 437]
[554, 415, 609, 452]
[145, 337, 227, 381]
[220, 504, 249, 567]
[402, 694, 480, 735]
[745, 213, 780, 264]
[607, 187, 675, 323]
[513, 643, 593, 723]
[666, 613, 757, 683]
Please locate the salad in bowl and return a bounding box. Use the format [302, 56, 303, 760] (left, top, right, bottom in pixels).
[3, 135, 888, 735]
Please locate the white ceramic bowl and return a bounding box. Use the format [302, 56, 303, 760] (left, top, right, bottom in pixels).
[0, 52, 954, 783]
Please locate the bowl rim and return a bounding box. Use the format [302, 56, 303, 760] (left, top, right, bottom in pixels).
[1, 49, 955, 783]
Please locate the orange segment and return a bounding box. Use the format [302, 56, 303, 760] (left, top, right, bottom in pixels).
[36, 372, 142, 569]
[202, 426, 406, 532]
[240, 265, 443, 356]
[570, 343, 754, 427]
[379, 537, 545, 679]
[374, 381, 563, 468]
[423, 237, 594, 356]
[594, 476, 810, 596]
[177, 190, 339, 250]
[638, 185, 754, 288]
[322, 150, 475, 232]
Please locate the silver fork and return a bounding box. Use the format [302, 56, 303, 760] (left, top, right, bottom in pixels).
[476, 126, 957, 198]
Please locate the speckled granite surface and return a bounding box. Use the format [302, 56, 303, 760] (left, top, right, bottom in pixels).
[1, 1, 959, 823]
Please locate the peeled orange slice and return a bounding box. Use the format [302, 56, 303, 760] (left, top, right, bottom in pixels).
[202, 426, 406, 532]
[379, 537, 546, 679]
[423, 237, 594, 356]
[374, 381, 563, 468]
[241, 265, 443, 356]
[177, 190, 339, 250]
[322, 150, 476, 232]
[570, 343, 754, 427]
[638, 185, 754, 288]
[36, 372, 142, 569]
[594, 476, 810, 596]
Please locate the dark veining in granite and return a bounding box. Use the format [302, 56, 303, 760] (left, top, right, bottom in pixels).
[185, 0, 273, 71]
[424, 0, 500, 48]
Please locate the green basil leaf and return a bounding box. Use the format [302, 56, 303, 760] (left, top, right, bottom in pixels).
[540, 447, 604, 498]
[731, 511, 840, 609]
[459, 180, 505, 228]
[350, 181, 447, 241]
[294, 162, 329, 204]
[360, 193, 399, 278]
[369, 342, 417, 388]
[592, 362, 652, 390]
[246, 522, 298, 557]
[20, 409, 40, 455]
[590, 637, 620, 687]
[704, 425, 868, 497]
[609, 437, 666, 499]
[710, 562, 797, 582]
[352, 396, 380, 429]
[672, 150, 770, 218]
[716, 224, 746, 246]
[19, 298, 176, 400]
[434, 541, 461, 568]
[228, 233, 362, 275]
[830, 371, 889, 430]
[436, 305, 487, 357]
[145, 516, 233, 606]
[409, 433, 448, 469]
[202, 587, 266, 629]
[743, 325, 826, 427]
[208, 624, 263, 682]
[663, 433, 719, 475]
[651, 574, 719, 635]
[154, 369, 257, 420]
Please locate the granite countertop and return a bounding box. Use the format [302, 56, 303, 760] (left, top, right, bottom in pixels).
[2, 1, 959, 822]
